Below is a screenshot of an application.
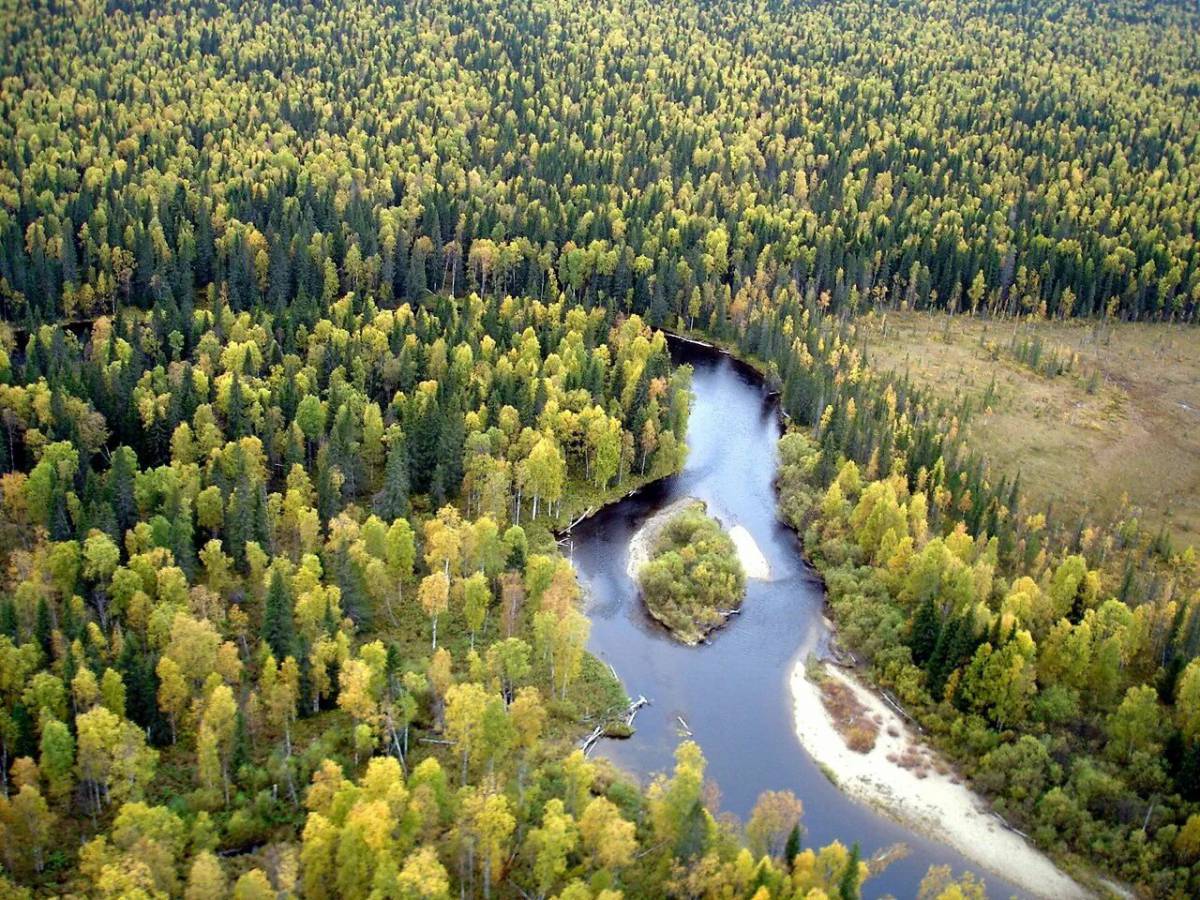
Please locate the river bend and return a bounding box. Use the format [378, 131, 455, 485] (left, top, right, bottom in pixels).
[569, 339, 1029, 899]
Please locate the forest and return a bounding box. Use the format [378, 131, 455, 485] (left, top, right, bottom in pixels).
[1, 0, 1199, 896]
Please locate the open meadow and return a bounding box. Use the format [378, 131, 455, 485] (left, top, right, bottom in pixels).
[857, 312, 1200, 548]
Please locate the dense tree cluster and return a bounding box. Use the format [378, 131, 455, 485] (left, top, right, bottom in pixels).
[2, 0, 1199, 894]
[771, 366, 1200, 895]
[715, 238, 1199, 892]
[637, 506, 746, 645]
[0, 289, 711, 893]
[3, 0, 1200, 333]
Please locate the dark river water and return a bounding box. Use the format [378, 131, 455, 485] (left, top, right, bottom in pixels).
[568, 339, 1027, 899]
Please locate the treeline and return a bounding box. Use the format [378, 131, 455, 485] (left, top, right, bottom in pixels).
[3, 0, 1200, 335]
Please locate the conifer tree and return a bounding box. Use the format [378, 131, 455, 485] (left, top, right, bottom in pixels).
[263, 569, 297, 661]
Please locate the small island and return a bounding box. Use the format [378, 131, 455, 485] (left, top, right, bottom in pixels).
[629, 499, 747, 645]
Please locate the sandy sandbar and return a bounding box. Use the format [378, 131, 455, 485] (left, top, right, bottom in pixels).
[791, 658, 1094, 899]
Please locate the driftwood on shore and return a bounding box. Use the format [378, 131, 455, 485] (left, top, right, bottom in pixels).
[580, 695, 649, 755]
[668, 333, 717, 349]
[865, 842, 910, 876]
[992, 812, 1032, 841]
[879, 689, 924, 733]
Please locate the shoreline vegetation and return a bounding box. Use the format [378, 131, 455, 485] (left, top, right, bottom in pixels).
[662, 329, 1121, 896]
[790, 656, 1095, 900]
[627, 498, 748, 645]
[556, 475, 688, 740]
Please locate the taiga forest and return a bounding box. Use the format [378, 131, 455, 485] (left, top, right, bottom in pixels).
[0, 0, 1199, 897]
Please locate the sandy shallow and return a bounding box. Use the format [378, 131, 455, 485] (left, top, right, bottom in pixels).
[729, 524, 770, 579]
[791, 659, 1093, 900]
[626, 498, 770, 581]
[626, 497, 706, 578]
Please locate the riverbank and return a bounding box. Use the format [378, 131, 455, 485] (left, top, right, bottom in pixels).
[662, 330, 1106, 897]
[790, 657, 1094, 900]
[627, 497, 760, 645]
[625, 496, 706, 579]
[729, 525, 770, 579]
[576, 338, 1057, 897]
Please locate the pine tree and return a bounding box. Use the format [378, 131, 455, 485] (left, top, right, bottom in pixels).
[227, 372, 246, 439]
[35, 598, 53, 660]
[107, 446, 138, 538]
[926, 616, 959, 701]
[0, 598, 16, 639]
[785, 823, 802, 869]
[838, 842, 861, 900]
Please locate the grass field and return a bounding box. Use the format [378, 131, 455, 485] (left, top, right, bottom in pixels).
[856, 312, 1200, 549]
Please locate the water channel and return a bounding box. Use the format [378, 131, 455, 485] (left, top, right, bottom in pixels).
[569, 338, 1028, 899]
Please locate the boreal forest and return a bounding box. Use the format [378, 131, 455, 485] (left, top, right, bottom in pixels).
[0, 0, 1199, 897]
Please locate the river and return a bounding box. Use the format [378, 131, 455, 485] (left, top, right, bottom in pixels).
[568, 338, 1029, 899]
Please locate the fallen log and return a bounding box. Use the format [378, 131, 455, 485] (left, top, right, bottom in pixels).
[880, 690, 924, 733]
[991, 812, 1032, 841]
[627, 694, 648, 725]
[564, 506, 596, 533]
[580, 723, 606, 754]
[580, 695, 650, 755]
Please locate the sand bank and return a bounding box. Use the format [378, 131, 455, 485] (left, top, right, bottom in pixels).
[791, 659, 1093, 899]
[626, 499, 770, 581]
[729, 524, 770, 579]
[625, 497, 706, 578]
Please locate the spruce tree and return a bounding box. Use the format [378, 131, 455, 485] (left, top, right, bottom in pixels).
[228, 372, 246, 438]
[108, 446, 138, 538]
[784, 824, 802, 869]
[908, 596, 941, 666]
[35, 598, 53, 660]
[374, 435, 411, 521]
[0, 597, 17, 639]
[263, 569, 296, 661]
[838, 842, 861, 900]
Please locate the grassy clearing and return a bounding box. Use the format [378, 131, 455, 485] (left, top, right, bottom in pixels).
[856, 311, 1200, 548]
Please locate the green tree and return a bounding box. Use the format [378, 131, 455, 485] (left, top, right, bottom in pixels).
[525, 798, 577, 897]
[263, 568, 297, 660]
[39, 717, 75, 802]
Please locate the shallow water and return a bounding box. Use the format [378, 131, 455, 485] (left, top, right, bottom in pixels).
[569, 339, 1029, 899]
